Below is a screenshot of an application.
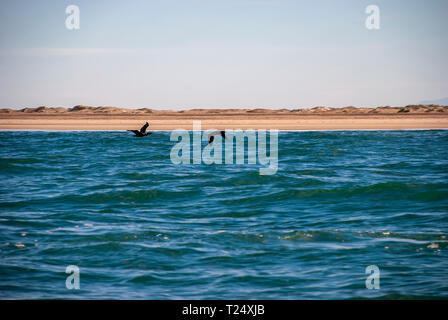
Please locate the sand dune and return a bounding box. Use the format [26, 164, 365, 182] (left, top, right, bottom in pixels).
[1, 104, 447, 115]
[1, 105, 447, 130]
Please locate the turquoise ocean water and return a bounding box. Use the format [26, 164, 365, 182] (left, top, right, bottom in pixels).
[0, 130, 447, 299]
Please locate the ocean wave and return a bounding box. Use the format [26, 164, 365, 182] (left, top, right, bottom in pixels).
[1, 130, 447, 299]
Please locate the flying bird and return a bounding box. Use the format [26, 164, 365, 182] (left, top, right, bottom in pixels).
[208, 130, 226, 144]
[128, 122, 151, 137]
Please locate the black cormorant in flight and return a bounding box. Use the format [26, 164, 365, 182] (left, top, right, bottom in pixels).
[128, 122, 151, 137]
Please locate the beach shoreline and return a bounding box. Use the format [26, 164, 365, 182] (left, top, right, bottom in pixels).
[1, 106, 448, 131]
[1, 113, 448, 131]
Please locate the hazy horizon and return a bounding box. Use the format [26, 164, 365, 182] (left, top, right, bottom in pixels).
[1, 0, 447, 110]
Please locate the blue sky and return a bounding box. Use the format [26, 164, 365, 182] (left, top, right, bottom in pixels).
[0, 0, 447, 109]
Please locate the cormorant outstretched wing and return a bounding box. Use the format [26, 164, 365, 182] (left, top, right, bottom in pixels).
[140, 122, 149, 133]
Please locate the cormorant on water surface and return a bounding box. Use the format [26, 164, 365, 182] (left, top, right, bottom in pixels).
[208, 130, 226, 144]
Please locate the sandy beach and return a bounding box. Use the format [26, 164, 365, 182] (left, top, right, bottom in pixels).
[1, 105, 447, 131]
